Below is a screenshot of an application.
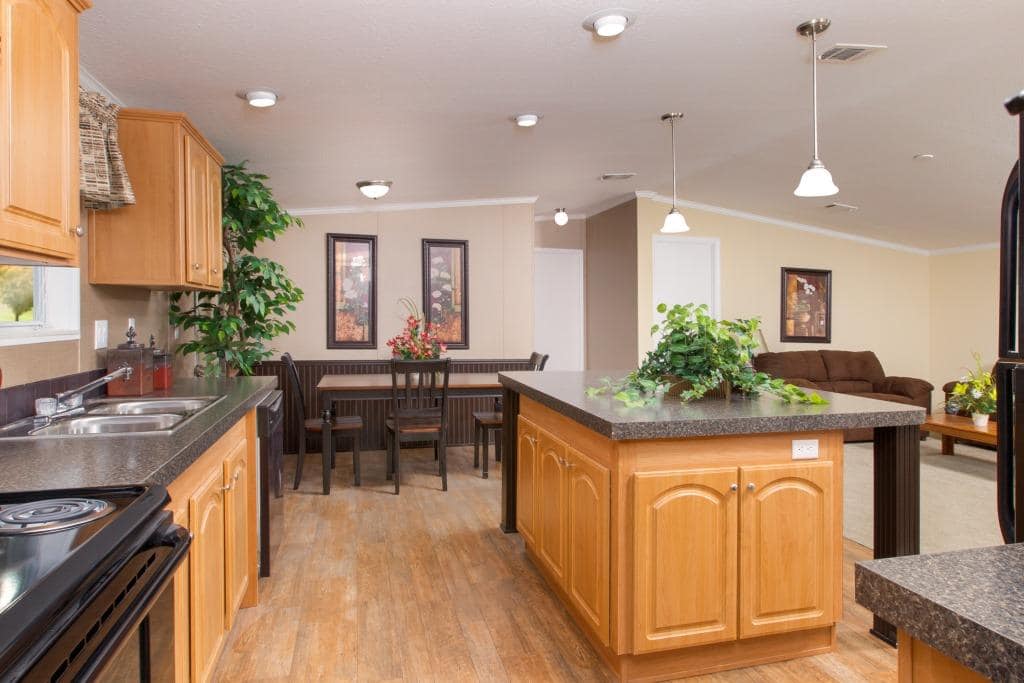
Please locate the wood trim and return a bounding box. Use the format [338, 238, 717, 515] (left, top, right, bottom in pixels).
[117, 108, 224, 163]
[422, 238, 469, 349]
[66, 0, 91, 12]
[325, 233, 378, 349]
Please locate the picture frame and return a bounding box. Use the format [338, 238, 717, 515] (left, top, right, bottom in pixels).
[780, 267, 831, 343]
[326, 233, 377, 349]
[422, 239, 469, 349]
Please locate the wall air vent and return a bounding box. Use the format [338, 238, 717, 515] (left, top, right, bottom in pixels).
[825, 202, 859, 212]
[600, 172, 637, 181]
[818, 43, 887, 63]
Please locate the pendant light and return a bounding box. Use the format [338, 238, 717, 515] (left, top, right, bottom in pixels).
[660, 112, 690, 233]
[793, 18, 839, 198]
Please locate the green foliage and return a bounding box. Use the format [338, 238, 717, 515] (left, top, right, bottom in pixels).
[169, 162, 303, 376]
[946, 352, 997, 415]
[587, 303, 828, 407]
[0, 266, 34, 321]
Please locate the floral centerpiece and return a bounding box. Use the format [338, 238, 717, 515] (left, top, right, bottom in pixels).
[588, 303, 827, 408]
[386, 299, 447, 360]
[946, 352, 996, 428]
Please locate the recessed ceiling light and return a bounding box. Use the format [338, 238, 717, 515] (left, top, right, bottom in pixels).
[582, 9, 637, 37]
[554, 209, 569, 226]
[237, 89, 278, 108]
[514, 113, 541, 127]
[356, 180, 392, 200]
[913, 153, 935, 161]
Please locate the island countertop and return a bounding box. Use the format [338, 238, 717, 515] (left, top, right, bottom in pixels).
[498, 370, 924, 440]
[0, 376, 276, 493]
[855, 544, 1024, 681]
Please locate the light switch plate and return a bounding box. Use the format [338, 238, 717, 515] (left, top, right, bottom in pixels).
[792, 439, 819, 460]
[94, 320, 108, 349]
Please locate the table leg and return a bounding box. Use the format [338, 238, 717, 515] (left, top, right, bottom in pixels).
[871, 425, 921, 646]
[500, 388, 520, 533]
[321, 393, 334, 496]
[941, 434, 955, 455]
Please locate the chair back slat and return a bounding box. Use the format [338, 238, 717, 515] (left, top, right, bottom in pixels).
[281, 353, 307, 418]
[528, 352, 550, 371]
[390, 358, 451, 431]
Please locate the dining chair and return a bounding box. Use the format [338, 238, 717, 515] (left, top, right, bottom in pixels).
[385, 358, 451, 494]
[473, 351, 548, 478]
[282, 353, 363, 494]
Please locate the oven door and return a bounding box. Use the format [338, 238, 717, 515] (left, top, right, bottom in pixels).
[24, 518, 190, 683]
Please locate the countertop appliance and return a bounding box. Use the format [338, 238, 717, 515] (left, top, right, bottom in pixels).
[0, 485, 190, 681]
[997, 90, 1024, 544]
[257, 389, 284, 577]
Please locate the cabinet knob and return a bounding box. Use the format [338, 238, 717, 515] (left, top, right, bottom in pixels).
[747, 483, 756, 491]
[193, 263, 201, 270]
[211, 267, 219, 274]
[222, 482, 234, 492]
[730, 483, 738, 491]
[74, 225, 84, 237]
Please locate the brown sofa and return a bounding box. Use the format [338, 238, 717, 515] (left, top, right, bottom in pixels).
[752, 350, 933, 442]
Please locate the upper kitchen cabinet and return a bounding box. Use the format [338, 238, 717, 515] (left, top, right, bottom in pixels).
[89, 109, 224, 291]
[0, 0, 91, 266]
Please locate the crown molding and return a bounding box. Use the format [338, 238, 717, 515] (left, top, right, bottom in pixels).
[288, 196, 538, 216]
[928, 242, 1000, 256]
[534, 213, 586, 224]
[78, 65, 124, 106]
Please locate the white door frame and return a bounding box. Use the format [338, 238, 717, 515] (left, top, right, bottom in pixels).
[651, 235, 721, 318]
[533, 247, 585, 370]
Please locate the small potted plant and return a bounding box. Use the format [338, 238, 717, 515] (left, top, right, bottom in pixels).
[947, 353, 996, 428]
[386, 298, 447, 360]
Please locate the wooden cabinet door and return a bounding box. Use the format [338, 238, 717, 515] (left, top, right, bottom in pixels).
[189, 465, 227, 683]
[166, 498, 191, 683]
[205, 154, 223, 289]
[536, 430, 568, 585]
[738, 462, 835, 639]
[0, 0, 79, 263]
[565, 447, 610, 645]
[516, 416, 539, 547]
[223, 438, 249, 627]
[633, 467, 738, 653]
[184, 133, 209, 286]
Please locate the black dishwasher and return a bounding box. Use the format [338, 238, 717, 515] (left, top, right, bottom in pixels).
[257, 390, 284, 577]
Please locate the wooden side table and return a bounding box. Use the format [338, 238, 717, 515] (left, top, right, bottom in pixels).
[920, 413, 997, 454]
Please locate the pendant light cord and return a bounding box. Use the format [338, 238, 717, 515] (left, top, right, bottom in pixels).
[811, 28, 819, 161]
[671, 116, 678, 209]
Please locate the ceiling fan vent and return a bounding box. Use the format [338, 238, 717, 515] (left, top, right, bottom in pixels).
[825, 202, 859, 212]
[818, 43, 887, 63]
[601, 172, 637, 181]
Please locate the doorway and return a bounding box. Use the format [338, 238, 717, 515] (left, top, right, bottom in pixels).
[533, 248, 584, 370]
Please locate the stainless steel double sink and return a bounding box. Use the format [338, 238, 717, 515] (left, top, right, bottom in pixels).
[0, 396, 223, 437]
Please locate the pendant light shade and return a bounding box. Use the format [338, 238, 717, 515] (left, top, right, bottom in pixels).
[660, 112, 690, 234]
[793, 18, 838, 198]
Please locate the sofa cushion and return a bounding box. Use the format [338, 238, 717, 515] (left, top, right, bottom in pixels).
[830, 380, 875, 394]
[815, 381, 838, 392]
[849, 392, 921, 407]
[753, 351, 828, 382]
[820, 350, 886, 385]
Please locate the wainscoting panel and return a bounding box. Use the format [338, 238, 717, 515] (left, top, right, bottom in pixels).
[254, 358, 532, 453]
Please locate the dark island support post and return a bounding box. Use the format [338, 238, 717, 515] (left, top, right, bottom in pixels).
[500, 387, 520, 532]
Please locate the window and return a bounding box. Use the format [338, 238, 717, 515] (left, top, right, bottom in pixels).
[0, 265, 80, 346]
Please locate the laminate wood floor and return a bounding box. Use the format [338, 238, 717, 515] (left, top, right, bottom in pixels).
[213, 446, 897, 682]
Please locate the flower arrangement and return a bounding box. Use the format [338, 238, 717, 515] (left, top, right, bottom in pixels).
[588, 303, 827, 408]
[946, 352, 996, 426]
[386, 298, 447, 360]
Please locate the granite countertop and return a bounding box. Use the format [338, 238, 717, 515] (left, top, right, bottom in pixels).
[499, 370, 924, 440]
[856, 544, 1024, 681]
[0, 376, 276, 493]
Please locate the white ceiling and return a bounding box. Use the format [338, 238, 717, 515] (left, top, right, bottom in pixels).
[80, 0, 1024, 250]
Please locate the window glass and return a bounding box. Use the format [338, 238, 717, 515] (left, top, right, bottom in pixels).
[0, 266, 37, 324]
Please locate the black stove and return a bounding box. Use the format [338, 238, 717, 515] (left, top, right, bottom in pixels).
[0, 485, 190, 682]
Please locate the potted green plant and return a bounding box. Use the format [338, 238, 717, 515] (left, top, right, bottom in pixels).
[588, 303, 827, 408]
[946, 353, 997, 428]
[169, 162, 304, 376]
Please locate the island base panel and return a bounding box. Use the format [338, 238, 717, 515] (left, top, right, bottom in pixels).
[897, 630, 986, 682]
[501, 387, 520, 533]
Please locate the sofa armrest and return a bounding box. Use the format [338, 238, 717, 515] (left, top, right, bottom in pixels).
[942, 380, 960, 395]
[878, 376, 934, 401]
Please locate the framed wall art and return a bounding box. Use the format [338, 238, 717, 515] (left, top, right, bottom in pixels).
[326, 233, 377, 349]
[780, 267, 831, 343]
[422, 239, 469, 349]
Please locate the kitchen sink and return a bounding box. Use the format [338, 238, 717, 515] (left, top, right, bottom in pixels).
[30, 414, 184, 435]
[85, 397, 219, 416]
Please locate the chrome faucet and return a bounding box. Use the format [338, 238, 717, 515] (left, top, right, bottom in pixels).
[55, 365, 133, 409]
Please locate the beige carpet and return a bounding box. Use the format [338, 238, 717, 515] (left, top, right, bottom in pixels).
[844, 437, 1004, 553]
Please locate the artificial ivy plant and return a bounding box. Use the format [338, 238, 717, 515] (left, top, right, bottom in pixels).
[588, 303, 827, 408]
[169, 162, 304, 376]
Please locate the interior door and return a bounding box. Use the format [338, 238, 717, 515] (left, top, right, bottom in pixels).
[533, 248, 584, 370]
[184, 134, 209, 286]
[0, 0, 78, 261]
[738, 462, 834, 638]
[536, 430, 568, 585]
[651, 236, 719, 350]
[516, 416, 539, 547]
[565, 447, 610, 645]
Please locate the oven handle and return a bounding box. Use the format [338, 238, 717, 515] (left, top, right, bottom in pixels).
[76, 521, 192, 682]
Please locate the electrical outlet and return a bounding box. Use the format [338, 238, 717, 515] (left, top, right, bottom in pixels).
[94, 320, 108, 349]
[792, 439, 819, 460]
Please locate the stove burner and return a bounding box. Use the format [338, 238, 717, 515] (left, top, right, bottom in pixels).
[0, 498, 114, 534]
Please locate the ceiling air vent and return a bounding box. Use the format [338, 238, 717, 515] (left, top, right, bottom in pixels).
[825, 202, 859, 212]
[600, 172, 637, 181]
[818, 43, 887, 63]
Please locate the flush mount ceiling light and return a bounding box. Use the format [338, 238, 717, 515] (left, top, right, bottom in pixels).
[793, 18, 839, 198]
[554, 209, 569, 226]
[582, 9, 637, 37]
[660, 113, 690, 234]
[356, 180, 392, 200]
[236, 89, 278, 108]
[513, 113, 541, 127]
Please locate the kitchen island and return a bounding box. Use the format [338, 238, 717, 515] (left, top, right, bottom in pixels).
[498, 370, 924, 681]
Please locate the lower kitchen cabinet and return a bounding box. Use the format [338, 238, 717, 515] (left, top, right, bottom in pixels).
[167, 410, 258, 683]
[536, 429, 569, 584]
[515, 417, 539, 546]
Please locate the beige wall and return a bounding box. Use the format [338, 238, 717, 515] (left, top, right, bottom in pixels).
[535, 217, 585, 250]
[585, 200, 638, 369]
[632, 197, 933, 383]
[256, 203, 535, 360]
[928, 247, 999, 406]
